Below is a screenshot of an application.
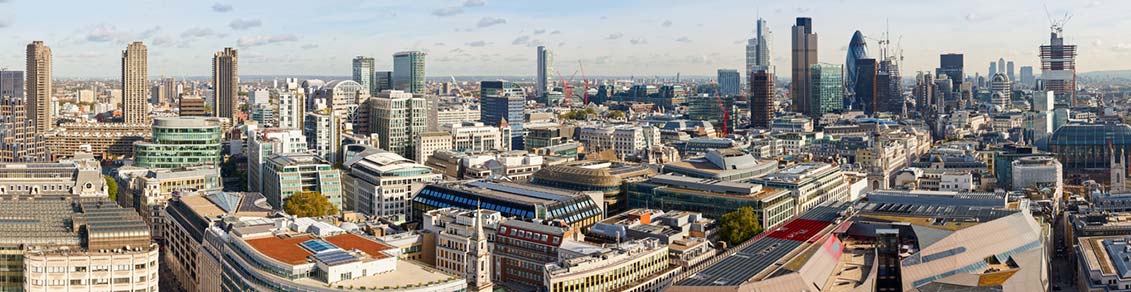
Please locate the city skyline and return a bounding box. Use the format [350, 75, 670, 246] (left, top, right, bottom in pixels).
[0, 0, 1127, 78]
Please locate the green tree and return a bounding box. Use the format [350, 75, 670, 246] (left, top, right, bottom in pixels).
[718, 206, 763, 245]
[606, 110, 626, 120]
[103, 175, 118, 201]
[283, 191, 338, 217]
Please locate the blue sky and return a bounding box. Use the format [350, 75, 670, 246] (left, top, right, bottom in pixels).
[0, 0, 1126, 78]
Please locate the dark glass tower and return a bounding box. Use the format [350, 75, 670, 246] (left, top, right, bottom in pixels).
[845, 30, 869, 107]
[854, 58, 878, 115]
[936, 53, 964, 88]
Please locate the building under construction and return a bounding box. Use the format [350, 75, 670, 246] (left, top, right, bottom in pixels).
[1039, 25, 1077, 107]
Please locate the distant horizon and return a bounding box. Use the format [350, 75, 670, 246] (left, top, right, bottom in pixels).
[1, 0, 1128, 78]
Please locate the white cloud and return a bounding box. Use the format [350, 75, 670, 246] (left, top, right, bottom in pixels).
[181, 27, 222, 39]
[467, 40, 488, 47]
[630, 38, 647, 45]
[137, 26, 161, 39]
[607, 33, 623, 40]
[237, 34, 297, 47]
[86, 24, 125, 42]
[464, 0, 486, 7]
[1113, 43, 1131, 52]
[533, 29, 546, 35]
[151, 36, 173, 47]
[675, 36, 691, 43]
[477, 17, 506, 28]
[211, 3, 232, 12]
[229, 19, 262, 30]
[662, 20, 672, 27]
[512, 35, 529, 45]
[301, 43, 318, 49]
[433, 7, 463, 17]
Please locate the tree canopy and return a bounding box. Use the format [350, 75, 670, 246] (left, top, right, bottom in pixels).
[561, 108, 597, 120]
[283, 191, 339, 217]
[606, 110, 626, 120]
[718, 206, 764, 245]
[103, 175, 118, 201]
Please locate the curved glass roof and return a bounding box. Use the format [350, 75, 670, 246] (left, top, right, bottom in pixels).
[1050, 123, 1131, 146]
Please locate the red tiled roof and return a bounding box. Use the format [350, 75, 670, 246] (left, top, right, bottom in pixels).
[245, 234, 316, 265]
[324, 233, 395, 259]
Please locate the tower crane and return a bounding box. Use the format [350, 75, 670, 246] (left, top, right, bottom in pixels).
[710, 81, 731, 137]
[578, 60, 589, 106]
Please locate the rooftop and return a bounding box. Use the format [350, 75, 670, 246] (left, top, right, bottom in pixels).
[678, 204, 846, 287]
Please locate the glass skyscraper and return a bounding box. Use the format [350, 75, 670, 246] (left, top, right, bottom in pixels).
[845, 31, 868, 104]
[746, 18, 772, 75]
[393, 51, 426, 95]
[810, 63, 844, 118]
[716, 69, 740, 97]
[352, 56, 375, 95]
[480, 81, 525, 150]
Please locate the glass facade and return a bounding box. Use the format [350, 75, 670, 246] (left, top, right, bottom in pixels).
[480, 81, 525, 150]
[810, 63, 844, 118]
[134, 118, 222, 169]
[624, 182, 796, 229]
[1049, 123, 1131, 170]
[845, 31, 868, 100]
[412, 184, 603, 230]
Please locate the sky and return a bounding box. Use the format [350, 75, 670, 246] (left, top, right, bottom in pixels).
[0, 0, 1127, 78]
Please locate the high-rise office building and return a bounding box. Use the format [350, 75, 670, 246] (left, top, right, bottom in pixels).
[536, 46, 553, 98]
[746, 18, 772, 75]
[156, 76, 177, 105]
[393, 51, 426, 95]
[876, 59, 903, 115]
[997, 58, 1006, 81]
[1019, 66, 1035, 87]
[480, 81, 525, 149]
[1006, 60, 1015, 83]
[179, 96, 206, 117]
[990, 73, 1011, 111]
[914, 72, 936, 113]
[791, 17, 818, 115]
[212, 47, 238, 120]
[26, 41, 52, 135]
[370, 90, 427, 159]
[374, 71, 393, 93]
[749, 67, 774, 129]
[122, 41, 149, 124]
[845, 30, 869, 104]
[717, 69, 740, 97]
[989, 62, 997, 77]
[810, 63, 843, 118]
[0, 70, 21, 98]
[936, 53, 963, 88]
[134, 117, 223, 169]
[353, 56, 376, 95]
[855, 58, 878, 115]
[1039, 27, 1077, 106]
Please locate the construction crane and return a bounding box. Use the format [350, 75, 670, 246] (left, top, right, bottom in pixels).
[578, 60, 589, 106]
[1042, 1, 1072, 34]
[554, 69, 578, 107]
[710, 81, 730, 137]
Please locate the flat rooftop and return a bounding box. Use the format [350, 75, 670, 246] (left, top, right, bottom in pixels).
[678, 204, 845, 287]
[244, 233, 395, 265]
[311, 259, 461, 289]
[244, 234, 316, 265]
